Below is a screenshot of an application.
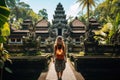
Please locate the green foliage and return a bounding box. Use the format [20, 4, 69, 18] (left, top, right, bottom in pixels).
[0, 6, 10, 19]
[78, 14, 87, 24]
[0, 43, 12, 75]
[38, 8, 48, 19]
[27, 9, 41, 23]
[12, 18, 23, 29]
[94, 23, 113, 44]
[36, 51, 42, 55]
[0, 22, 10, 43]
[77, 0, 98, 22]
[18, 2, 30, 9]
[6, 0, 41, 26]
[108, 13, 120, 43]
[0, 1, 11, 77]
[1, 22, 10, 36]
[0, 6, 10, 25]
[0, 0, 10, 43]
[0, 36, 7, 43]
[0, 0, 7, 7]
[94, 0, 120, 24]
[0, 48, 11, 63]
[77, 0, 97, 9]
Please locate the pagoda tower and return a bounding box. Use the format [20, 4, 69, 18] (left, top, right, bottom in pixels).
[50, 3, 70, 38]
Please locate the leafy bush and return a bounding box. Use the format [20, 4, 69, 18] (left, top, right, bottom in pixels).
[0, 0, 11, 79]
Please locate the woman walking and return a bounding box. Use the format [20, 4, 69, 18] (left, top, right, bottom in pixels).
[53, 36, 67, 80]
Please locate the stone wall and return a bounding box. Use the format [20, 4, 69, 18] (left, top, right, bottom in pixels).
[3, 55, 51, 80]
[73, 56, 120, 80]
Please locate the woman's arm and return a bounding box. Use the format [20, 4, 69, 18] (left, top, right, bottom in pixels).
[63, 45, 67, 62]
[53, 45, 57, 62]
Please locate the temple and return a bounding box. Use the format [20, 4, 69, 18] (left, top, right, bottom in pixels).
[6, 3, 96, 53]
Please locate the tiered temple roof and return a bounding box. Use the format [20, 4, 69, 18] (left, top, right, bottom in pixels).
[22, 19, 33, 30]
[35, 18, 50, 33]
[50, 3, 70, 37]
[70, 17, 86, 34]
[9, 19, 33, 38]
[89, 17, 101, 30]
[52, 3, 67, 25]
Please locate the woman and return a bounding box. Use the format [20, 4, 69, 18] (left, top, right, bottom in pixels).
[53, 36, 67, 80]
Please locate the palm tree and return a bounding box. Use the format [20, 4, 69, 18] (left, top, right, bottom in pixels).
[5, 0, 29, 20]
[77, 0, 98, 24]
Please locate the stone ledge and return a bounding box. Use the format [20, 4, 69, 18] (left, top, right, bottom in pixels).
[38, 72, 48, 80]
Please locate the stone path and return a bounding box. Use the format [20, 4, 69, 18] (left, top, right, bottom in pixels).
[45, 59, 84, 80]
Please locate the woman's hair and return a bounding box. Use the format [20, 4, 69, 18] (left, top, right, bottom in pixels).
[54, 36, 65, 48]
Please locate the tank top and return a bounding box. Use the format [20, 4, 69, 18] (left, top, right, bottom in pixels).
[56, 46, 64, 60]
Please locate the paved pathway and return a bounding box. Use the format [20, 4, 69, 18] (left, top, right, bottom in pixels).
[46, 59, 82, 80]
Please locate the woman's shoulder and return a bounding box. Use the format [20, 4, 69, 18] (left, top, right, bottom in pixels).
[54, 44, 57, 48]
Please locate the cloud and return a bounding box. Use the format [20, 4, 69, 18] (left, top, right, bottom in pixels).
[66, 2, 80, 19]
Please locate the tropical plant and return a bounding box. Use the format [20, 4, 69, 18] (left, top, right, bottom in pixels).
[38, 8, 48, 19]
[27, 9, 41, 23]
[78, 15, 87, 24]
[108, 13, 120, 44]
[67, 16, 74, 23]
[5, 0, 21, 20]
[94, 0, 120, 24]
[6, 0, 41, 27]
[0, 1, 10, 44]
[94, 22, 113, 44]
[0, 0, 12, 79]
[77, 0, 98, 24]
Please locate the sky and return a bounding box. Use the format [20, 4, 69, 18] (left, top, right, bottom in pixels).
[20, 0, 104, 22]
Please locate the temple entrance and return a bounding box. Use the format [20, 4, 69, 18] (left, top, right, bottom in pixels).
[58, 28, 62, 35]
